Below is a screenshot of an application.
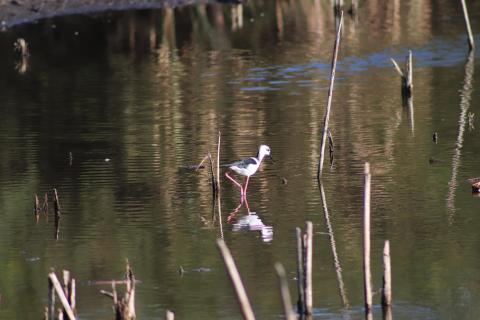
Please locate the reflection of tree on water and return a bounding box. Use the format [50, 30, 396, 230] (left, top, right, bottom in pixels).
[227, 198, 273, 243]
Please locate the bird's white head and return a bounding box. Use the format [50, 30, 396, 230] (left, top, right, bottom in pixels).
[257, 145, 271, 162]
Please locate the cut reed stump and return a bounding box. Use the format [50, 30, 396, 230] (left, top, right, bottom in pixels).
[295, 222, 314, 317]
[47, 271, 76, 320]
[382, 240, 392, 307]
[216, 239, 256, 320]
[318, 11, 343, 180]
[391, 50, 413, 98]
[460, 0, 475, 51]
[166, 310, 175, 320]
[100, 261, 136, 320]
[363, 163, 372, 313]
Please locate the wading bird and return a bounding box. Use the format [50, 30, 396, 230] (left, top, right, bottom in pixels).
[225, 145, 271, 199]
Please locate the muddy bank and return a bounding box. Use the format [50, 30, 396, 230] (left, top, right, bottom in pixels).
[0, 0, 212, 29]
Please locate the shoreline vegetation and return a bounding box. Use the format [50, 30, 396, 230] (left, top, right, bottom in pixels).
[0, 0, 213, 29]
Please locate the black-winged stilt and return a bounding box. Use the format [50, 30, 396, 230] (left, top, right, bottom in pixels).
[224, 144, 271, 198]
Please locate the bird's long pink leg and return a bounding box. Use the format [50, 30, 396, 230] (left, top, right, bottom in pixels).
[225, 172, 244, 197]
[243, 176, 250, 199]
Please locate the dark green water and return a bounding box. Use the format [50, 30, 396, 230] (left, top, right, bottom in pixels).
[1, 0, 480, 319]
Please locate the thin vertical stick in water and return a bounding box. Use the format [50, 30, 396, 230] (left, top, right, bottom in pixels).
[217, 131, 221, 195]
[407, 50, 413, 91]
[460, 0, 475, 51]
[48, 273, 76, 320]
[34, 193, 40, 215]
[48, 276, 55, 320]
[318, 11, 343, 180]
[216, 239, 256, 320]
[447, 52, 475, 215]
[382, 240, 392, 307]
[274, 263, 296, 320]
[207, 152, 217, 197]
[304, 221, 313, 315]
[166, 310, 175, 320]
[319, 183, 349, 307]
[295, 228, 305, 315]
[53, 188, 61, 217]
[363, 163, 372, 312]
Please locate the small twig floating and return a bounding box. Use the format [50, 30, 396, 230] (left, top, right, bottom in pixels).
[318, 11, 343, 180]
[363, 163, 372, 313]
[216, 239, 256, 320]
[390, 50, 413, 97]
[460, 0, 475, 52]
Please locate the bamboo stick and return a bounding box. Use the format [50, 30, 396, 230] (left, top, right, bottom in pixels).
[318, 11, 343, 180]
[295, 228, 305, 315]
[274, 263, 296, 320]
[382, 240, 392, 307]
[363, 163, 372, 312]
[216, 239, 255, 320]
[48, 273, 76, 320]
[460, 0, 475, 51]
[304, 221, 313, 315]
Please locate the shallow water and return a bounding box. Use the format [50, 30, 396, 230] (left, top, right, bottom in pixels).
[1, 1, 480, 319]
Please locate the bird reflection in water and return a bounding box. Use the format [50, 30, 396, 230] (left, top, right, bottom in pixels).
[227, 198, 273, 243]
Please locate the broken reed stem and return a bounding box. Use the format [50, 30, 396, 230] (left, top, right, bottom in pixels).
[391, 51, 413, 97]
[43, 193, 49, 215]
[48, 276, 55, 320]
[295, 228, 305, 315]
[274, 263, 296, 320]
[460, 0, 475, 51]
[363, 163, 372, 312]
[48, 273, 76, 320]
[318, 11, 343, 180]
[382, 240, 392, 307]
[166, 310, 175, 320]
[328, 130, 334, 165]
[53, 188, 61, 218]
[207, 152, 217, 197]
[34, 194, 40, 215]
[304, 221, 313, 316]
[216, 239, 256, 320]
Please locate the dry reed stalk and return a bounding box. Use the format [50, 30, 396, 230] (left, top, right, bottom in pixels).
[274, 263, 296, 320]
[460, 0, 475, 51]
[216, 239, 256, 320]
[390, 51, 413, 97]
[34, 194, 40, 215]
[318, 11, 343, 180]
[217, 132, 221, 195]
[382, 240, 392, 307]
[48, 273, 76, 320]
[363, 163, 372, 312]
[166, 310, 175, 320]
[295, 228, 305, 315]
[304, 221, 313, 315]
